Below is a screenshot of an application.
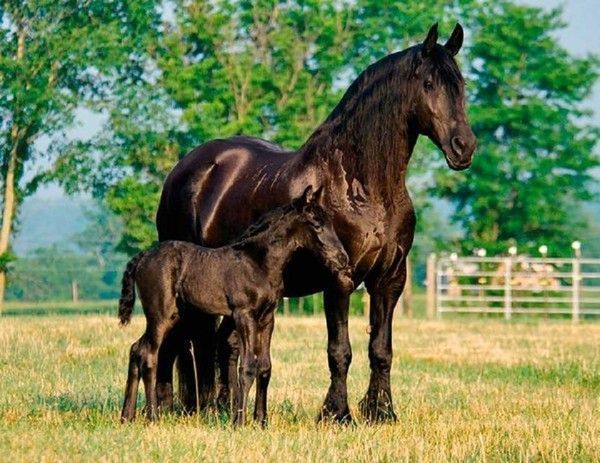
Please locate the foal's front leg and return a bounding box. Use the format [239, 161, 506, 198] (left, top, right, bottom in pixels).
[216, 316, 239, 415]
[233, 309, 258, 426]
[254, 308, 275, 426]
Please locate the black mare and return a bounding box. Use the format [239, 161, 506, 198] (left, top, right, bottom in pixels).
[155, 23, 476, 422]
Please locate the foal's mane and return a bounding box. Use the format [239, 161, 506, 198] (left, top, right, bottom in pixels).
[304, 44, 463, 197]
[234, 203, 295, 245]
[233, 201, 328, 247]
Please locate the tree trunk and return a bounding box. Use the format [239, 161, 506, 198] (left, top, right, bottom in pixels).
[0, 135, 18, 307]
[0, 22, 25, 310]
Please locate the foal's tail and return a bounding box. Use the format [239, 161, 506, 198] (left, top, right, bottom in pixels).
[118, 251, 146, 325]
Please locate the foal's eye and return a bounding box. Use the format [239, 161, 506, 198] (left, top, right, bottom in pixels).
[424, 80, 434, 91]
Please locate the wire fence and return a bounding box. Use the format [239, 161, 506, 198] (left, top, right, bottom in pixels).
[431, 255, 600, 320]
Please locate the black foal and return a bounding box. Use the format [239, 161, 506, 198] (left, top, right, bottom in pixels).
[118, 186, 353, 425]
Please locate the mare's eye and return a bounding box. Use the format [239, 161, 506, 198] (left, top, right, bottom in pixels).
[424, 80, 433, 91]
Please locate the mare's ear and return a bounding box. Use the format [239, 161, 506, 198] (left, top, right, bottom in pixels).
[293, 185, 314, 210]
[423, 23, 438, 56]
[444, 23, 463, 56]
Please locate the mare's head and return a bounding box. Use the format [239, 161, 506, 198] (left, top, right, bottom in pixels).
[411, 23, 477, 170]
[288, 186, 354, 293]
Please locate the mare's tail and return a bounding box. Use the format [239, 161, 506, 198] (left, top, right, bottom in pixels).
[118, 251, 146, 325]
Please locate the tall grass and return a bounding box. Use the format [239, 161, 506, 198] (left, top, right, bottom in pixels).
[0, 313, 598, 461]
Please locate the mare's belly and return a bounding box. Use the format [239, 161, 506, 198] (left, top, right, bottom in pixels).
[282, 250, 331, 297]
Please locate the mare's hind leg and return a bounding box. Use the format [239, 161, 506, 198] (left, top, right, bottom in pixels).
[121, 337, 144, 422]
[254, 308, 275, 426]
[233, 309, 258, 426]
[176, 310, 218, 413]
[216, 316, 239, 415]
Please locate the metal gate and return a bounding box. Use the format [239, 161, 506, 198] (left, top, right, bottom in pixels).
[431, 255, 600, 320]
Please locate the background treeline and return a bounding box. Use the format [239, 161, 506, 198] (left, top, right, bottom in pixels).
[0, 0, 598, 303]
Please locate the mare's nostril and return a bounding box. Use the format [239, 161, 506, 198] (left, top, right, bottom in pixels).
[451, 136, 465, 155]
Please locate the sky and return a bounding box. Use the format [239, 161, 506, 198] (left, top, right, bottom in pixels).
[32, 0, 600, 201]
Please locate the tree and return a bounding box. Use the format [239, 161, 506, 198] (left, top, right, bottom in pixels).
[0, 0, 160, 304]
[54, 0, 469, 254]
[434, 1, 599, 257]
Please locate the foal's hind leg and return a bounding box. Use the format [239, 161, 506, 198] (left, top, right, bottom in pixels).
[233, 309, 258, 426]
[254, 309, 275, 427]
[140, 320, 174, 421]
[121, 337, 144, 422]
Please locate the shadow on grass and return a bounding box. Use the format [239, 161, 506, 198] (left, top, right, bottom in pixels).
[32, 392, 239, 426]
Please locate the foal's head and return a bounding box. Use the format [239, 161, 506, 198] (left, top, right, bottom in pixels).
[412, 23, 477, 170]
[287, 186, 354, 293]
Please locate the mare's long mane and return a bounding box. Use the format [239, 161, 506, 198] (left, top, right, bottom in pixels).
[303, 44, 463, 197]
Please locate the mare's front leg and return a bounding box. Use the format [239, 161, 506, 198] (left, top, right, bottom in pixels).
[233, 309, 258, 426]
[359, 260, 407, 422]
[319, 288, 353, 424]
[253, 308, 275, 426]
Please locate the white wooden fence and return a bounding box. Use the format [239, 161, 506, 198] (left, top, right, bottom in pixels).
[427, 254, 600, 320]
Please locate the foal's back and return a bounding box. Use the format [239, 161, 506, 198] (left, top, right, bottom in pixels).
[134, 240, 264, 318]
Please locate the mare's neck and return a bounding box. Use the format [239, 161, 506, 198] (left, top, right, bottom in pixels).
[298, 50, 419, 200]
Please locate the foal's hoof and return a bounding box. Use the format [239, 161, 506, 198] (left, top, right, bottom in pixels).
[358, 393, 397, 423]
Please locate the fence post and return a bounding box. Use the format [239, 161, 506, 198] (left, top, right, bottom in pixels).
[572, 258, 580, 323]
[426, 253, 437, 319]
[503, 257, 512, 320]
[403, 255, 413, 318]
[312, 293, 319, 315]
[283, 297, 290, 315]
[71, 280, 79, 303]
[298, 296, 304, 314]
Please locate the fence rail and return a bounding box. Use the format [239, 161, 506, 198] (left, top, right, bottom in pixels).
[428, 254, 600, 320]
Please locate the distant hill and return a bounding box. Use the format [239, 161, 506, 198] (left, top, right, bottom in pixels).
[12, 195, 93, 256]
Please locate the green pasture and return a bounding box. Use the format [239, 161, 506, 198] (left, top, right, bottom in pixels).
[0, 309, 599, 461]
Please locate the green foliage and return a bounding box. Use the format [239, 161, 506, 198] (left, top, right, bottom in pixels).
[0, 0, 162, 279]
[44, 0, 598, 260]
[434, 1, 599, 257]
[0, 250, 15, 271]
[54, 0, 472, 254]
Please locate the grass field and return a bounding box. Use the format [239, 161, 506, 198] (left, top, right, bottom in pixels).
[1, 312, 599, 462]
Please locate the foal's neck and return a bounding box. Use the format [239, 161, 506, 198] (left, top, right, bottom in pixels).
[239, 227, 301, 277]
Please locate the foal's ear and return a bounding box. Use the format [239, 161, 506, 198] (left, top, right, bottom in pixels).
[423, 23, 439, 56]
[444, 23, 463, 56]
[294, 185, 314, 210]
[311, 186, 325, 205]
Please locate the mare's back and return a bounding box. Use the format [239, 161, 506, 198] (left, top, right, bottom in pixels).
[157, 136, 295, 246]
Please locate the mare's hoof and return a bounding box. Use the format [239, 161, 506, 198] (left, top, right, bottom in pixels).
[317, 406, 354, 425]
[358, 393, 397, 423]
